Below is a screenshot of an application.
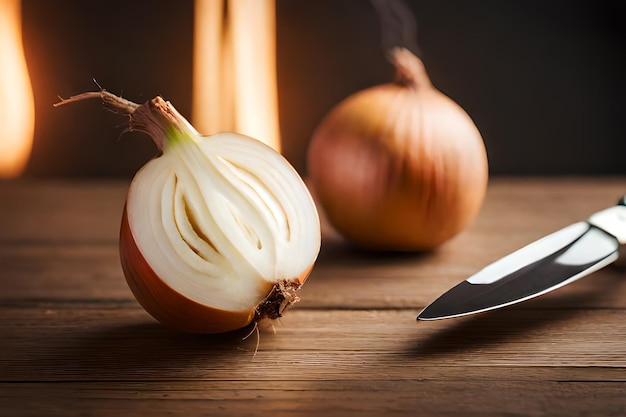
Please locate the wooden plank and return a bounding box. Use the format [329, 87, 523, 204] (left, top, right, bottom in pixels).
[0, 243, 127, 300]
[1, 177, 624, 244]
[2, 237, 625, 309]
[2, 177, 626, 308]
[1, 379, 624, 417]
[0, 179, 127, 243]
[2, 307, 625, 382]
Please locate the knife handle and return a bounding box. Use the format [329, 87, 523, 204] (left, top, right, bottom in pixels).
[588, 204, 626, 245]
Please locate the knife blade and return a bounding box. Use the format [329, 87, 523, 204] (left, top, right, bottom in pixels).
[418, 196, 626, 321]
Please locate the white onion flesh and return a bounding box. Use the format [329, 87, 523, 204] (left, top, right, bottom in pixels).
[127, 131, 320, 313]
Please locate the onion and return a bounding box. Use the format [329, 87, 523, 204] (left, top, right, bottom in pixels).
[55, 91, 321, 333]
[307, 48, 488, 251]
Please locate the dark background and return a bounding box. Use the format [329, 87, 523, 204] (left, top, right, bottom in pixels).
[19, 0, 626, 178]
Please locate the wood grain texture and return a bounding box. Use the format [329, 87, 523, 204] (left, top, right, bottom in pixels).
[1, 178, 625, 416]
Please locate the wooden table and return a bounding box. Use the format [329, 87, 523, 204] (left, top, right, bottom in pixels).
[1, 178, 625, 416]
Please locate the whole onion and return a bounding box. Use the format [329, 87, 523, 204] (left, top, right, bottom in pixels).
[307, 48, 488, 251]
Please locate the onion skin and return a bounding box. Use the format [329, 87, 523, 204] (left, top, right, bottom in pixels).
[120, 207, 314, 333]
[307, 48, 488, 251]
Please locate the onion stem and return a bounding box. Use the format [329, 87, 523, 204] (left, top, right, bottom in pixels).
[390, 47, 431, 89]
[53, 90, 187, 151]
[54, 91, 140, 114]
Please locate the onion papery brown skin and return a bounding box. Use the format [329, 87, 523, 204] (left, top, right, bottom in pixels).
[307, 48, 488, 251]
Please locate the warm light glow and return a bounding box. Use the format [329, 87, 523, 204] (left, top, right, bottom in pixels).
[0, 0, 35, 178]
[193, 0, 280, 152]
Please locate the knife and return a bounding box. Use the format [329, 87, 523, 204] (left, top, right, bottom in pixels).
[418, 196, 626, 321]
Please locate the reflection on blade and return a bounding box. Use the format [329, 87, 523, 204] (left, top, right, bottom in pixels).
[465, 222, 589, 285]
[418, 226, 619, 321]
